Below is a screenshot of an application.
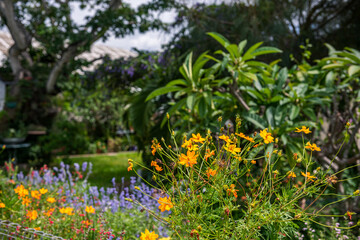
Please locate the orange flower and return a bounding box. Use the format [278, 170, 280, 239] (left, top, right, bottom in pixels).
[179, 150, 198, 167]
[301, 172, 316, 181]
[295, 126, 311, 134]
[224, 143, 241, 155]
[34, 227, 41, 231]
[204, 149, 215, 161]
[219, 135, 233, 143]
[14, 185, 29, 198]
[22, 197, 31, 206]
[226, 184, 239, 198]
[82, 220, 91, 227]
[85, 206, 95, 214]
[151, 161, 163, 171]
[151, 142, 161, 156]
[305, 142, 321, 151]
[251, 160, 256, 164]
[287, 171, 296, 178]
[59, 207, 74, 215]
[39, 188, 48, 194]
[47, 197, 56, 203]
[44, 208, 55, 217]
[0, 203, 5, 208]
[26, 210, 38, 221]
[190, 133, 205, 143]
[158, 196, 173, 212]
[140, 229, 159, 240]
[128, 159, 133, 172]
[235, 133, 254, 142]
[31, 190, 41, 200]
[206, 168, 216, 179]
[259, 129, 274, 144]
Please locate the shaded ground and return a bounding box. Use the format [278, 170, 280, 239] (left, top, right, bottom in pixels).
[55, 151, 142, 187]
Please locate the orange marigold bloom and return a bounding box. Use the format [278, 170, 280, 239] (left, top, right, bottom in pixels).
[0, 203, 5, 208]
[85, 206, 95, 214]
[22, 197, 31, 206]
[305, 142, 321, 151]
[39, 188, 48, 194]
[31, 190, 41, 200]
[26, 210, 38, 221]
[206, 168, 216, 179]
[179, 150, 198, 167]
[47, 197, 56, 203]
[301, 172, 316, 181]
[259, 129, 274, 144]
[295, 126, 311, 134]
[190, 133, 205, 143]
[158, 196, 173, 212]
[140, 229, 159, 240]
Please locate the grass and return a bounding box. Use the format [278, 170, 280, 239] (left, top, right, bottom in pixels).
[55, 151, 142, 187]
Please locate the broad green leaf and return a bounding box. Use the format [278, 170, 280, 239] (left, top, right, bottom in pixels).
[226, 44, 239, 59]
[348, 65, 360, 76]
[289, 105, 300, 120]
[242, 113, 267, 129]
[322, 63, 344, 70]
[240, 71, 258, 82]
[198, 97, 207, 118]
[265, 107, 275, 127]
[207, 32, 230, 48]
[146, 86, 183, 102]
[251, 46, 282, 57]
[166, 79, 188, 87]
[243, 42, 263, 61]
[186, 94, 195, 110]
[276, 68, 288, 90]
[238, 40, 247, 55]
[303, 108, 317, 121]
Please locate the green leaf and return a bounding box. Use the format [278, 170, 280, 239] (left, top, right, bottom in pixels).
[348, 65, 360, 76]
[276, 68, 288, 90]
[243, 42, 263, 61]
[238, 40, 247, 55]
[303, 108, 317, 121]
[146, 86, 183, 102]
[186, 94, 195, 110]
[198, 97, 207, 118]
[322, 63, 344, 70]
[166, 79, 188, 87]
[265, 107, 275, 127]
[289, 105, 300, 120]
[251, 46, 282, 57]
[243, 113, 266, 129]
[207, 32, 230, 48]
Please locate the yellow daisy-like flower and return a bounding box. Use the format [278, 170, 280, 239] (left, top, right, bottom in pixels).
[224, 142, 241, 155]
[204, 149, 215, 161]
[47, 197, 56, 203]
[0, 203, 5, 208]
[39, 188, 48, 194]
[26, 210, 38, 221]
[179, 150, 198, 167]
[295, 126, 311, 134]
[140, 229, 159, 240]
[158, 196, 173, 212]
[305, 142, 321, 151]
[22, 196, 31, 206]
[287, 171, 296, 178]
[235, 132, 255, 143]
[85, 205, 95, 214]
[219, 135, 233, 143]
[31, 190, 41, 200]
[206, 168, 216, 179]
[259, 129, 274, 144]
[190, 133, 205, 143]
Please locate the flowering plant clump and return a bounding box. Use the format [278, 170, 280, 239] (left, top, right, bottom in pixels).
[129, 120, 359, 239]
[0, 162, 170, 240]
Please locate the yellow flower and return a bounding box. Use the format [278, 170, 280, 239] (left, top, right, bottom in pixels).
[44, 208, 55, 217]
[305, 142, 321, 151]
[287, 171, 296, 178]
[158, 196, 173, 212]
[31, 190, 41, 200]
[59, 207, 74, 216]
[301, 172, 316, 181]
[39, 188, 48, 194]
[226, 184, 239, 198]
[224, 142, 241, 155]
[159, 238, 171, 240]
[179, 150, 198, 167]
[34, 227, 41, 231]
[259, 129, 274, 144]
[140, 229, 159, 240]
[206, 168, 216, 179]
[251, 160, 256, 164]
[151, 161, 163, 172]
[85, 206, 95, 214]
[219, 135, 233, 143]
[47, 197, 56, 203]
[14, 185, 29, 198]
[0, 203, 5, 208]
[22, 197, 31, 206]
[190, 133, 205, 143]
[151, 142, 161, 156]
[295, 126, 311, 134]
[26, 210, 38, 221]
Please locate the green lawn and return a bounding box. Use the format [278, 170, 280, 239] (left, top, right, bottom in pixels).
[55, 152, 142, 187]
